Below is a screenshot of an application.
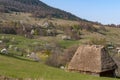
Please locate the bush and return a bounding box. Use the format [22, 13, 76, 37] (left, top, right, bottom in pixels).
[89, 37, 107, 45]
[64, 26, 81, 40]
[46, 45, 78, 67]
[60, 45, 78, 66]
[45, 48, 62, 67]
[1, 37, 10, 43]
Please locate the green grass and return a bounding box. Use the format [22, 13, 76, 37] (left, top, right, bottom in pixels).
[0, 34, 45, 53]
[0, 34, 81, 50]
[59, 40, 80, 48]
[0, 54, 118, 80]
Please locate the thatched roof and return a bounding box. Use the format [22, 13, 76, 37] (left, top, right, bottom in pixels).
[68, 45, 117, 73]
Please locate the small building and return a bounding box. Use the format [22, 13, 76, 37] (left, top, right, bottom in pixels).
[67, 45, 117, 77]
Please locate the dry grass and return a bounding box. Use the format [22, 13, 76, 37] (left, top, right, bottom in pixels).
[0, 12, 79, 26]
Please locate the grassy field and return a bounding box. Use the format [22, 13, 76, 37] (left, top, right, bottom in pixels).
[0, 54, 118, 80]
[0, 34, 45, 55]
[59, 40, 80, 48]
[0, 12, 79, 26]
[80, 27, 120, 45]
[0, 34, 119, 80]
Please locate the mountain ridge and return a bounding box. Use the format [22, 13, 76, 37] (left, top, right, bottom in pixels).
[0, 0, 84, 21]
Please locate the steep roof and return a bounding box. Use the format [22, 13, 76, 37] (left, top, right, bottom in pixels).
[68, 45, 117, 73]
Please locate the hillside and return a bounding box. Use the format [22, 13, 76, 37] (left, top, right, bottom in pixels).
[0, 12, 80, 26]
[0, 0, 83, 21]
[0, 54, 117, 80]
[0, 0, 120, 79]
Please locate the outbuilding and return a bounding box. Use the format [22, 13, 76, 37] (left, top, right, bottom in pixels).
[68, 45, 117, 77]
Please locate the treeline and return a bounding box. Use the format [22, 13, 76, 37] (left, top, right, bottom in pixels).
[105, 24, 120, 28]
[0, 0, 81, 20]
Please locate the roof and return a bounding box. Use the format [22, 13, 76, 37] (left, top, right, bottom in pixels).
[68, 45, 117, 73]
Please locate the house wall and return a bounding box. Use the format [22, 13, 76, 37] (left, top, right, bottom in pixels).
[68, 69, 116, 77]
[67, 69, 100, 76]
[100, 69, 116, 77]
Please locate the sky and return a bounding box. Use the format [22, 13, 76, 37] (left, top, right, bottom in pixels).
[41, 0, 120, 24]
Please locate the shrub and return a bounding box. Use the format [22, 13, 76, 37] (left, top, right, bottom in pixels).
[1, 37, 10, 43]
[43, 50, 51, 56]
[60, 45, 78, 66]
[64, 26, 81, 40]
[46, 45, 78, 67]
[45, 48, 62, 67]
[89, 37, 107, 45]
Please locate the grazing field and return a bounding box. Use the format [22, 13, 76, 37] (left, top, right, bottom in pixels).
[0, 54, 118, 80]
[0, 34, 119, 80]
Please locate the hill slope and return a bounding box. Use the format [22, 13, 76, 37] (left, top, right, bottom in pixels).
[0, 54, 117, 80]
[0, 0, 82, 20]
